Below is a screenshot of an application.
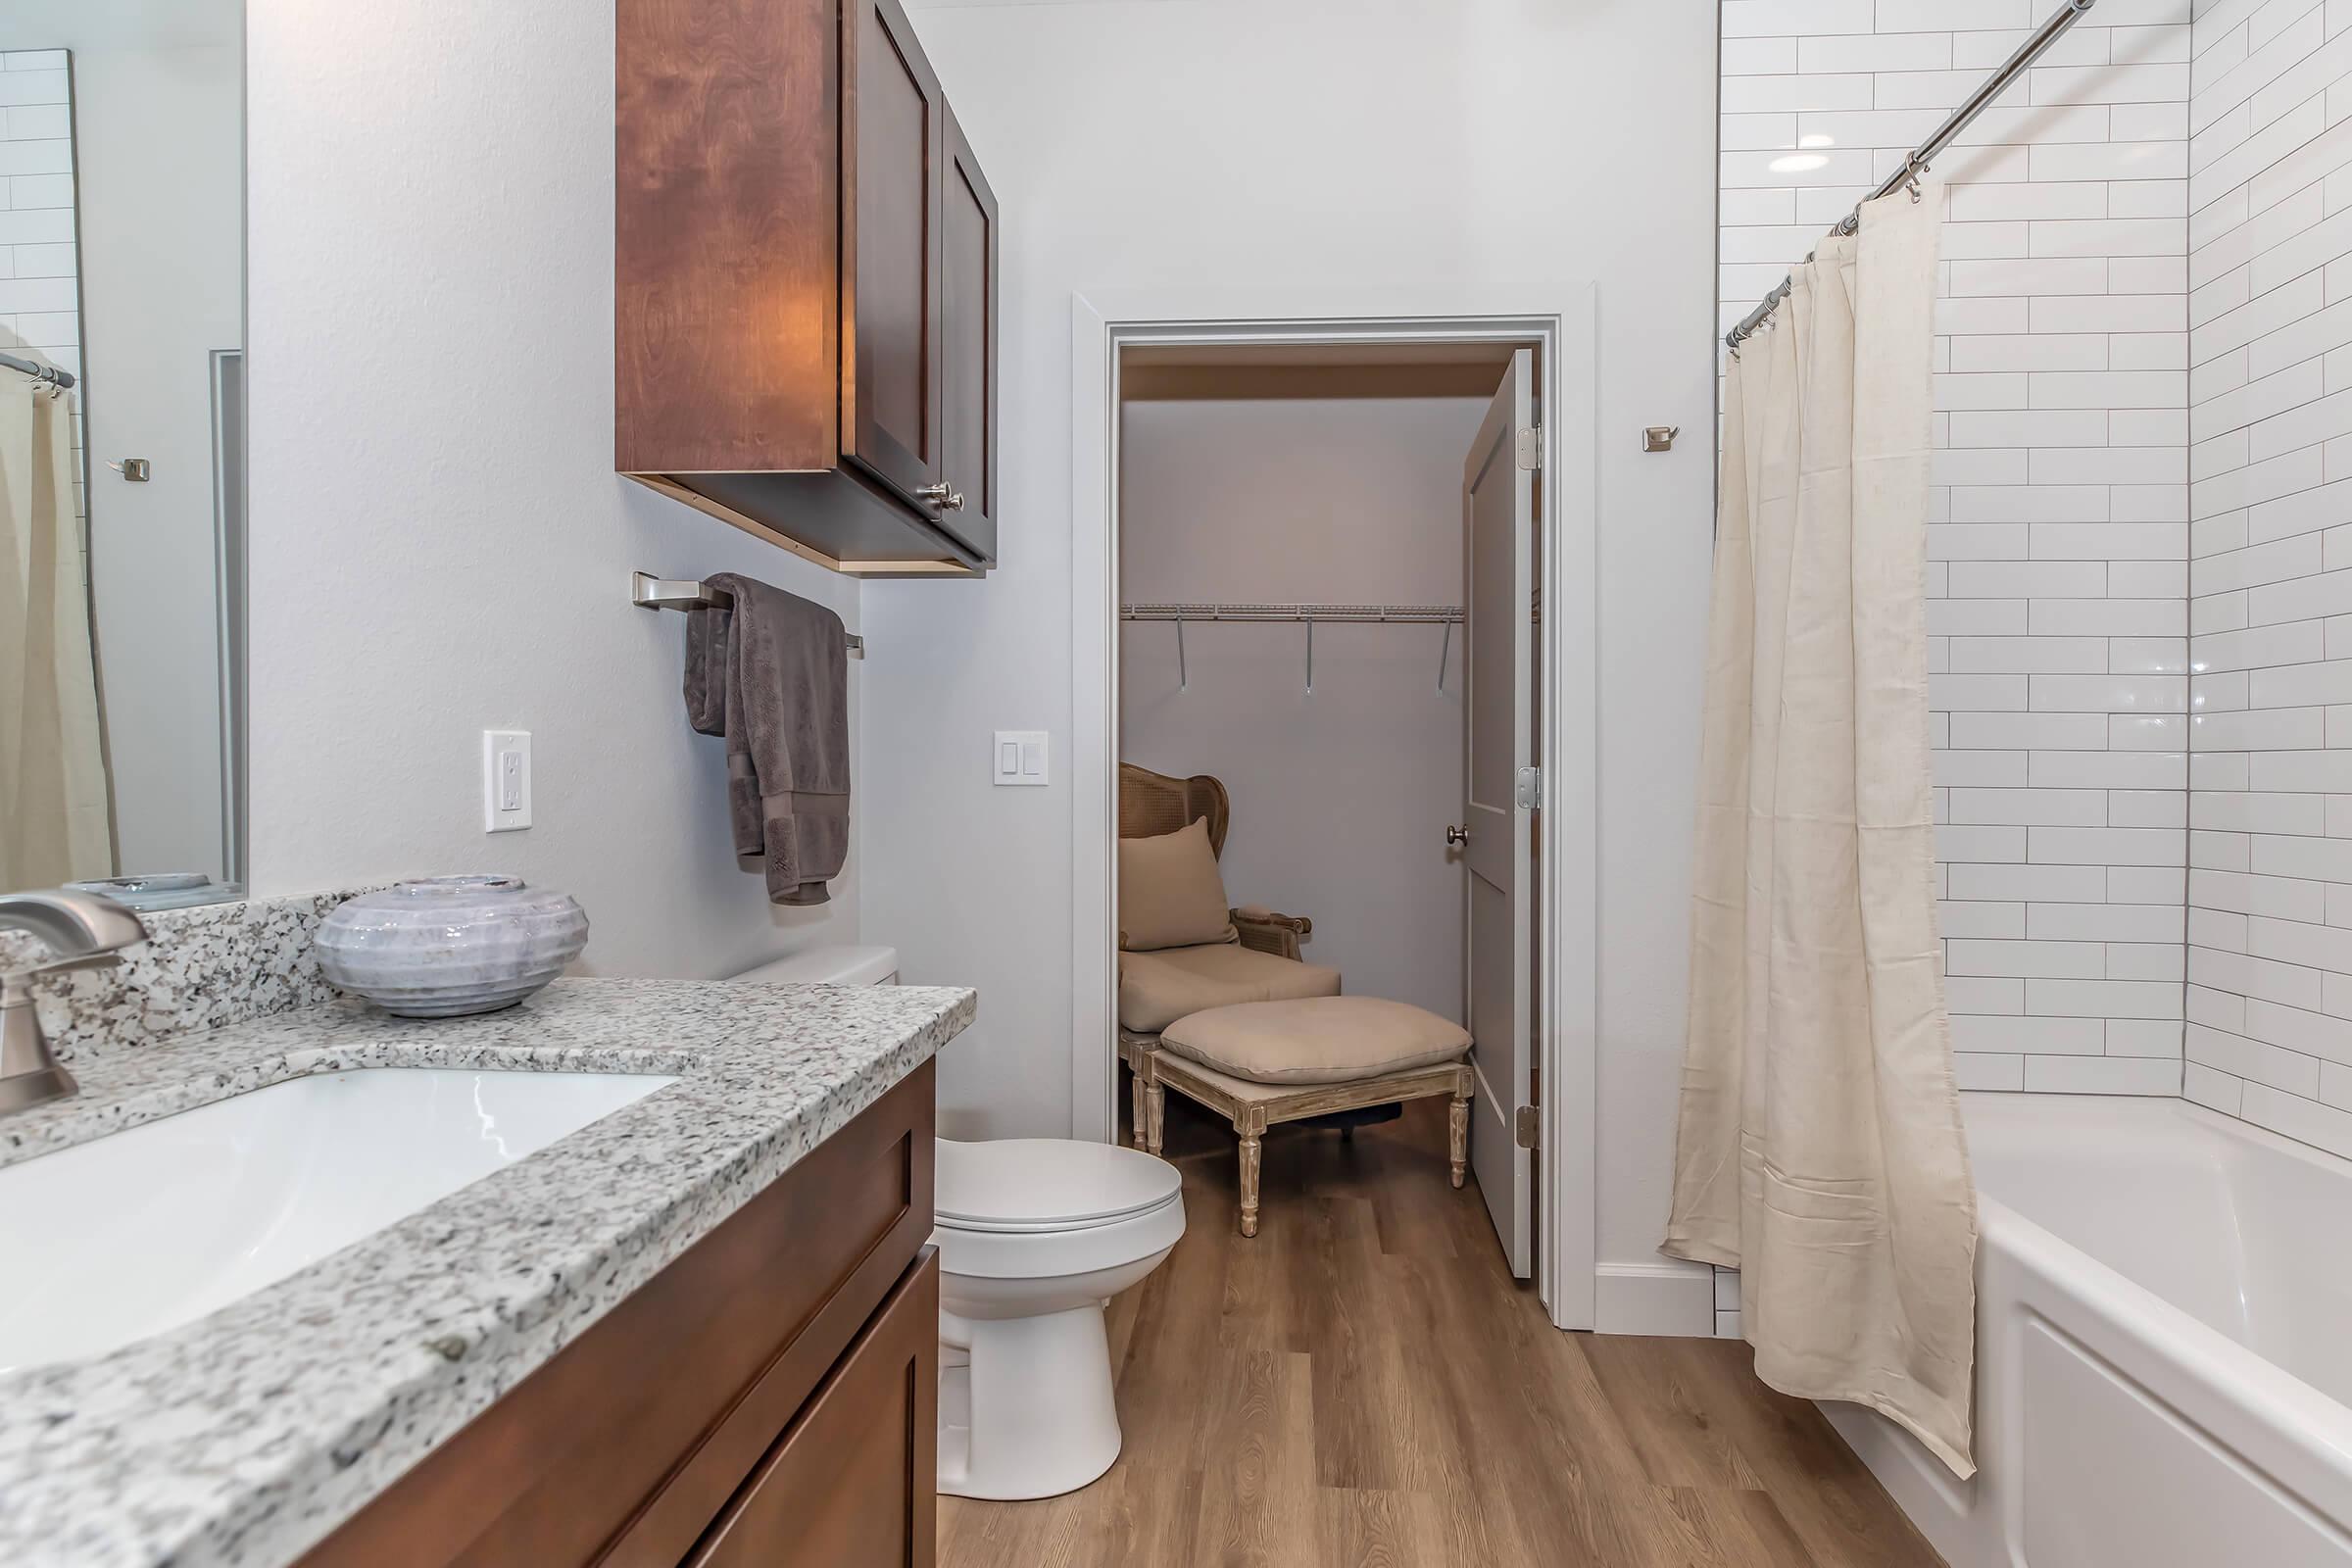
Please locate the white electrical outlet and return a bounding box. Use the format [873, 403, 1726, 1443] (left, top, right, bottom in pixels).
[993, 730, 1048, 786]
[483, 730, 533, 831]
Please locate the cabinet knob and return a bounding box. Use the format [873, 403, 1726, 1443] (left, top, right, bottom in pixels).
[914, 482, 965, 512]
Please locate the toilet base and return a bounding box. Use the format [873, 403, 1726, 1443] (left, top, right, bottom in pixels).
[937, 1302, 1123, 1500]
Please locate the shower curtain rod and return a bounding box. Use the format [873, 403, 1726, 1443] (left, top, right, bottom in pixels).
[1724, 0, 2099, 354]
[0, 350, 74, 391]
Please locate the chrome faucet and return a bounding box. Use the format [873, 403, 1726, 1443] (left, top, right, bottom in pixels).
[0, 891, 148, 1114]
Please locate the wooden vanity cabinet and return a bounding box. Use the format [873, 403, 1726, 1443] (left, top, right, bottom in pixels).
[297, 1061, 939, 1568]
[616, 0, 999, 577]
[939, 110, 1000, 563]
[685, 1252, 937, 1568]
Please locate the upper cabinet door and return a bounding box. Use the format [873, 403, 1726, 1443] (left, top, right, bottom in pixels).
[939, 112, 999, 564]
[844, 0, 945, 507]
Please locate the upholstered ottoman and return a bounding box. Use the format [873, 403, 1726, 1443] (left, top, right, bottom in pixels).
[1145, 996, 1475, 1237]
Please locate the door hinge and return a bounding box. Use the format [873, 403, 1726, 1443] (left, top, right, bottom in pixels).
[1515, 765, 1543, 810]
[1514, 425, 1543, 470]
[1515, 1105, 1541, 1150]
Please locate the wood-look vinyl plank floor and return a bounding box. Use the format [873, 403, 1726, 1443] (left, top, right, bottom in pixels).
[938, 1092, 1944, 1568]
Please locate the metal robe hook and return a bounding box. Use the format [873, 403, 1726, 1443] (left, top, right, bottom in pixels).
[1304, 616, 1314, 695]
[1175, 613, 1187, 692]
[1437, 621, 1451, 693]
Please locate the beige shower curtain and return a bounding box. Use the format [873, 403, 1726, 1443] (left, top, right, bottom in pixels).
[1663, 180, 1979, 1477]
[0, 375, 112, 887]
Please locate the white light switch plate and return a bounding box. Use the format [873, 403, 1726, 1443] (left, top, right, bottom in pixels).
[994, 730, 1048, 786]
[482, 729, 533, 831]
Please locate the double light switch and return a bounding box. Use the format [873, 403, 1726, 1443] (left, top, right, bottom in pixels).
[993, 731, 1049, 786]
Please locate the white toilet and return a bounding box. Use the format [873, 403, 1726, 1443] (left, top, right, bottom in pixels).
[729, 946, 1185, 1500]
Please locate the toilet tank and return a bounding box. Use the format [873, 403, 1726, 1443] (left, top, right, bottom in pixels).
[728, 945, 900, 987]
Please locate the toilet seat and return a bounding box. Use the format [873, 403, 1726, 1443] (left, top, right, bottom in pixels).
[934, 1138, 1185, 1282]
[936, 1138, 1181, 1231]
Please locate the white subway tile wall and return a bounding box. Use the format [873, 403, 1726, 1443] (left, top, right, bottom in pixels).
[2183, 0, 2352, 1160]
[0, 49, 81, 523]
[1721, 0, 2195, 1102]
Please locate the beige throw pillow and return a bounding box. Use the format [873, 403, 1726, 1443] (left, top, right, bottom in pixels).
[1117, 818, 1236, 952]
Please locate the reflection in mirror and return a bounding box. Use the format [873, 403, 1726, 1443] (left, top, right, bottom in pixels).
[0, 1, 244, 909]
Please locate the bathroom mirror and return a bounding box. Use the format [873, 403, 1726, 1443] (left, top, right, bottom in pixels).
[0, 0, 246, 910]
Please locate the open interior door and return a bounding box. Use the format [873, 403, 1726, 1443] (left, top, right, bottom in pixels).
[1458, 347, 1536, 1279]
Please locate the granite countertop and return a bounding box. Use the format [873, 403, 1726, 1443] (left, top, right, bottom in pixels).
[0, 977, 976, 1568]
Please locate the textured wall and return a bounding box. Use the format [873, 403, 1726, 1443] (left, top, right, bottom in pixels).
[2181, 0, 2352, 1155]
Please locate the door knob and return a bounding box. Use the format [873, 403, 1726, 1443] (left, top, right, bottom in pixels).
[914, 482, 965, 512]
[1445, 825, 1471, 848]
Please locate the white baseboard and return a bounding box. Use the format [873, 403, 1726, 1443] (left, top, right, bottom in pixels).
[1592, 1259, 1717, 1338]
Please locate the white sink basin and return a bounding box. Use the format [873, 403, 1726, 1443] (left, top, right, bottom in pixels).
[0, 1066, 675, 1375]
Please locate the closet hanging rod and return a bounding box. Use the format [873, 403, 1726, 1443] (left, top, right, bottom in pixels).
[1724, 0, 2098, 354]
[0, 350, 74, 391]
[1121, 602, 1462, 625]
[631, 571, 864, 657]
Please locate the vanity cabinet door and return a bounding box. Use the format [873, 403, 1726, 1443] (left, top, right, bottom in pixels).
[842, 0, 945, 511]
[686, 1250, 939, 1568]
[937, 110, 998, 563]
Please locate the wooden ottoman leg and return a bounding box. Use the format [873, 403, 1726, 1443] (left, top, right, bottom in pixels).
[1449, 1071, 1473, 1190]
[1129, 1062, 1150, 1151]
[1145, 1068, 1165, 1156]
[1238, 1131, 1262, 1238]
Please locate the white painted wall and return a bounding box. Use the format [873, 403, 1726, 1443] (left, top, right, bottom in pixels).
[1118, 393, 1481, 1025]
[870, 0, 1720, 1302]
[243, 0, 862, 978]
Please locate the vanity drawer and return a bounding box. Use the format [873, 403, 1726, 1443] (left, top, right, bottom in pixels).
[685, 1249, 938, 1568]
[299, 1059, 936, 1568]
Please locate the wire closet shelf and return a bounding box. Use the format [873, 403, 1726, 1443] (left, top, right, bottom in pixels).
[1120, 602, 1466, 695]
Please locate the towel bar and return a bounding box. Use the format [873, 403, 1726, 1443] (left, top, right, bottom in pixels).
[631, 571, 865, 658]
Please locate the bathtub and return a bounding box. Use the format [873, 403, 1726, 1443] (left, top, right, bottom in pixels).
[1822, 1092, 2352, 1567]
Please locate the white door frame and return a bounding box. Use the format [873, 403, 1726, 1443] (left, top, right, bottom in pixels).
[1068, 283, 1600, 1331]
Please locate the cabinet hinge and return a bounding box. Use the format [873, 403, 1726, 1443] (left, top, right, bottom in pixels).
[1514, 425, 1543, 470]
[1515, 1105, 1541, 1150]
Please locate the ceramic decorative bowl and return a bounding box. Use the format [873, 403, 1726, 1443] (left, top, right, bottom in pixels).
[314, 876, 589, 1017]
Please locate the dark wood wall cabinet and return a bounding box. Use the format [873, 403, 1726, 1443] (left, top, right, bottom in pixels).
[617, 0, 999, 577]
[299, 1061, 940, 1568]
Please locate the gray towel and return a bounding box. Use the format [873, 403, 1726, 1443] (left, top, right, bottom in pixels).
[682, 600, 730, 736]
[683, 575, 851, 906]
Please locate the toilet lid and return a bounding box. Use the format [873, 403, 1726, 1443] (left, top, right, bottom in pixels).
[936, 1139, 1183, 1233]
